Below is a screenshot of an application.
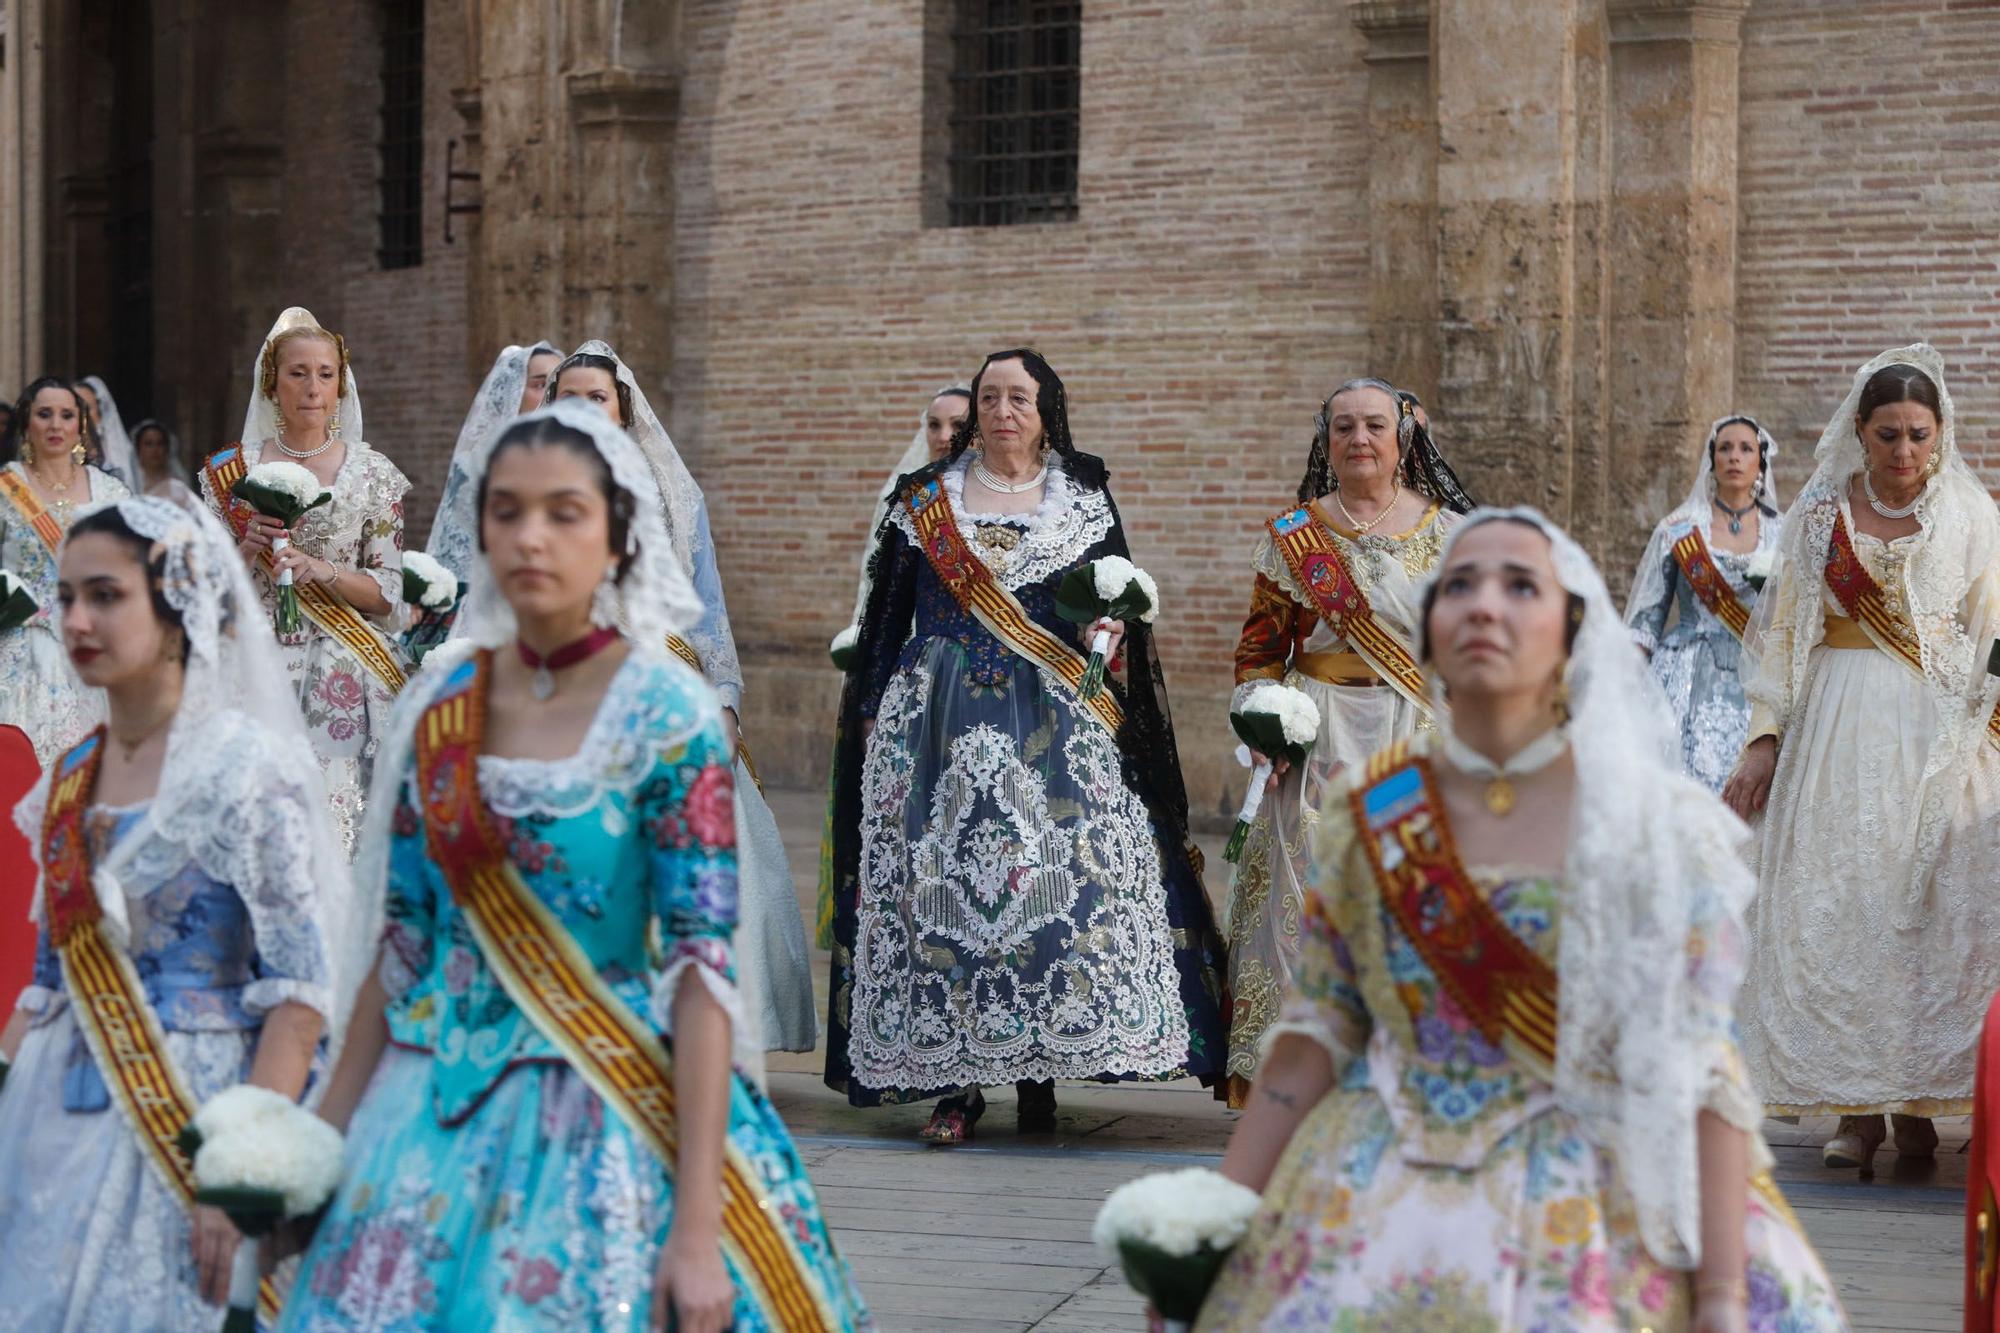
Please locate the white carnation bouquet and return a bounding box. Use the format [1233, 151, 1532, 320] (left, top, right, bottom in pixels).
[1743, 546, 1776, 593]
[830, 623, 859, 672]
[1054, 555, 1159, 699]
[0, 568, 37, 633]
[229, 460, 333, 633]
[1091, 1167, 1261, 1331]
[1224, 683, 1321, 863]
[399, 550, 465, 663]
[179, 1084, 345, 1332]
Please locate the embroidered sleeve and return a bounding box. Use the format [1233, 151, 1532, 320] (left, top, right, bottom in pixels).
[686, 504, 744, 712]
[641, 711, 748, 1048]
[858, 525, 922, 720]
[1233, 572, 1313, 708]
[1260, 806, 1371, 1073]
[354, 456, 410, 628]
[1685, 881, 1761, 1131]
[378, 771, 437, 1003]
[236, 773, 336, 1021]
[1627, 536, 1678, 655]
[13, 931, 62, 1017]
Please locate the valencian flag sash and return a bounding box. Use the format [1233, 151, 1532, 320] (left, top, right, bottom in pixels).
[1670, 526, 1751, 639]
[413, 654, 843, 1331]
[664, 632, 762, 793]
[202, 445, 408, 693]
[0, 467, 65, 555]
[1823, 508, 2000, 749]
[1349, 742, 1559, 1071]
[1268, 507, 1430, 712]
[39, 731, 283, 1322]
[903, 479, 1125, 736]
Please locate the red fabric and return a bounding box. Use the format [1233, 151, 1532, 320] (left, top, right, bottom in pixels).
[0, 726, 38, 1018]
[1968, 990, 2000, 1331]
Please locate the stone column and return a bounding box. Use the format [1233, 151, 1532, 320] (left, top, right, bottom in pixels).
[0, 0, 49, 391]
[1350, 1, 1438, 400]
[1604, 0, 1752, 586]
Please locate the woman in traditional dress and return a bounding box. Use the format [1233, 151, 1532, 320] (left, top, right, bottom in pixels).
[0, 377, 132, 763]
[200, 307, 410, 855]
[826, 347, 1228, 1141]
[845, 385, 971, 631]
[130, 418, 197, 506]
[1221, 377, 1474, 1106]
[532, 341, 818, 1055]
[1196, 507, 1845, 1332]
[0, 497, 346, 1329]
[76, 377, 139, 492]
[1625, 416, 1783, 793]
[427, 341, 560, 582]
[1725, 344, 2000, 1172]
[283, 402, 870, 1332]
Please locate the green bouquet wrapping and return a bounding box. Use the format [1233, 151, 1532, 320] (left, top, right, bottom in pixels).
[229, 460, 333, 634]
[1224, 684, 1321, 863]
[830, 624, 859, 672]
[1053, 556, 1159, 699]
[0, 569, 38, 633]
[179, 1085, 345, 1333]
[1091, 1167, 1262, 1331]
[399, 550, 465, 665]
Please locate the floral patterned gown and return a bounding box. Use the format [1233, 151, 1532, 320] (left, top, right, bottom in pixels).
[282, 654, 871, 1332]
[0, 792, 331, 1332]
[201, 439, 409, 855]
[1196, 758, 1847, 1332]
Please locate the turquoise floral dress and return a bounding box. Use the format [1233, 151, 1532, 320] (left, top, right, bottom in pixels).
[282, 653, 870, 1331]
[1196, 760, 1847, 1332]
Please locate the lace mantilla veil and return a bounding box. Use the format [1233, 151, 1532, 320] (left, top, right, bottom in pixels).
[1623, 414, 1783, 635]
[1741, 342, 2000, 929]
[13, 498, 362, 1065]
[849, 392, 963, 628]
[1426, 506, 1757, 1269]
[426, 341, 557, 579]
[80, 375, 139, 491]
[241, 307, 365, 447]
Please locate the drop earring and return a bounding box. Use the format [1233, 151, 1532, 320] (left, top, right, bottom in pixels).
[589, 565, 621, 628]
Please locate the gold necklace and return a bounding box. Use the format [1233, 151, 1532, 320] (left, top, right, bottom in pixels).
[1442, 726, 1569, 817]
[110, 716, 173, 762]
[1334, 478, 1402, 536]
[27, 462, 80, 524]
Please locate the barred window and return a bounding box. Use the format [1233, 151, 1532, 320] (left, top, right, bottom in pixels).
[376, 0, 424, 270]
[947, 1, 1080, 227]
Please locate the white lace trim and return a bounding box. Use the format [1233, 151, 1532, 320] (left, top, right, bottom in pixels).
[890, 456, 1113, 592]
[648, 954, 761, 1076]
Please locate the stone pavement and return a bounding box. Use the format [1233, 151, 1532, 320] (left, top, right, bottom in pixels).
[756, 787, 1963, 1330]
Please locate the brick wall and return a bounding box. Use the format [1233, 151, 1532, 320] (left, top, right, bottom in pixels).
[671, 0, 1373, 821]
[1736, 0, 2000, 483]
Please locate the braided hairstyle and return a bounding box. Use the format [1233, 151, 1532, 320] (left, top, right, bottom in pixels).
[1297, 377, 1476, 514]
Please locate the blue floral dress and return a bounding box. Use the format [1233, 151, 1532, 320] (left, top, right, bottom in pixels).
[1196, 763, 1847, 1331]
[282, 654, 870, 1332]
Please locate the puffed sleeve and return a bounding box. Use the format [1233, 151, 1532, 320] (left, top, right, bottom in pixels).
[640, 706, 747, 1047]
[377, 770, 437, 1004]
[1686, 883, 1762, 1132]
[353, 455, 410, 629]
[1257, 797, 1372, 1074]
[1232, 571, 1315, 711]
[234, 770, 335, 1022]
[12, 932, 63, 1020]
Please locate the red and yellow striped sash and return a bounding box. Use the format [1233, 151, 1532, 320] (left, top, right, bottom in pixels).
[1268, 507, 1430, 712]
[1670, 527, 1750, 639]
[203, 446, 408, 693]
[40, 732, 282, 1322]
[414, 656, 840, 1331]
[0, 467, 65, 555]
[904, 479, 1125, 736]
[1349, 745, 1559, 1070]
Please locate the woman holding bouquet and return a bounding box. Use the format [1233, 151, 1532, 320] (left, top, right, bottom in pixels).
[1726, 345, 2000, 1173]
[1625, 415, 1782, 792]
[0, 377, 131, 764]
[283, 402, 870, 1331]
[826, 348, 1227, 1141]
[1196, 508, 1844, 1330]
[200, 307, 410, 855]
[0, 497, 346, 1328]
[1220, 377, 1473, 1106]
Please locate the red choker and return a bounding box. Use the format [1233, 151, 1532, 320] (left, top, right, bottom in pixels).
[517, 626, 621, 700]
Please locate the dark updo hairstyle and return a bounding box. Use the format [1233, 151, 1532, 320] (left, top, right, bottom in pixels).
[66, 506, 197, 664]
[476, 415, 640, 581]
[1417, 516, 1586, 664]
[10, 376, 85, 464]
[945, 347, 1107, 489]
[1855, 362, 1944, 433]
[1706, 414, 1779, 516]
[542, 352, 638, 431]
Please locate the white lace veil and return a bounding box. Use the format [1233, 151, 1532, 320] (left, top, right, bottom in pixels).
[1740, 343, 2000, 928]
[426, 341, 557, 580]
[1623, 414, 1782, 635]
[849, 386, 967, 627]
[128, 418, 187, 493]
[240, 307, 365, 446]
[13, 497, 361, 1065]
[546, 341, 702, 577]
[1428, 506, 1757, 1268]
[79, 376, 138, 490]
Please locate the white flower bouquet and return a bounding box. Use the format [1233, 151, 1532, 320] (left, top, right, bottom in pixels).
[399, 550, 465, 663]
[1224, 684, 1321, 863]
[178, 1084, 345, 1333]
[1054, 555, 1159, 699]
[230, 460, 333, 634]
[830, 623, 859, 672]
[1091, 1167, 1262, 1331]
[1744, 547, 1776, 593]
[0, 568, 37, 633]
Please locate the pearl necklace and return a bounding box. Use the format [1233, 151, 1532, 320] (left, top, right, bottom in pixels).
[1442, 725, 1569, 818]
[972, 457, 1047, 495]
[1335, 478, 1402, 536]
[1862, 470, 1924, 520]
[274, 430, 336, 460]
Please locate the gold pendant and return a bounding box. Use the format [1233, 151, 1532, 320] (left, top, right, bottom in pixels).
[1484, 776, 1516, 817]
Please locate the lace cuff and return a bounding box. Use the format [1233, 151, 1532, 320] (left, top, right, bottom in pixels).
[1700, 1042, 1764, 1135]
[1255, 1017, 1352, 1075]
[1230, 675, 1281, 713]
[713, 681, 743, 713]
[13, 984, 61, 1018]
[1629, 622, 1660, 655]
[649, 938, 760, 1073]
[242, 977, 333, 1022]
[1745, 701, 1781, 747]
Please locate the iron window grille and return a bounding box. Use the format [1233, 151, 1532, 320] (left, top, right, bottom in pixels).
[376, 0, 424, 270]
[947, 1, 1080, 227]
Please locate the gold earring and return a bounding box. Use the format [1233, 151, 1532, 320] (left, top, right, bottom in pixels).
[329, 406, 342, 439]
[1553, 675, 1572, 726]
[21, 437, 33, 466]
[72, 439, 87, 466]
[274, 406, 287, 439]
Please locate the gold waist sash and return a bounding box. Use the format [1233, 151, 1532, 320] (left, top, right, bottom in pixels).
[1821, 612, 1876, 650]
[1295, 649, 1383, 687]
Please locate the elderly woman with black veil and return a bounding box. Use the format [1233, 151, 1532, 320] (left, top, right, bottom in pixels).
[825, 348, 1228, 1142]
[1219, 376, 1474, 1106]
